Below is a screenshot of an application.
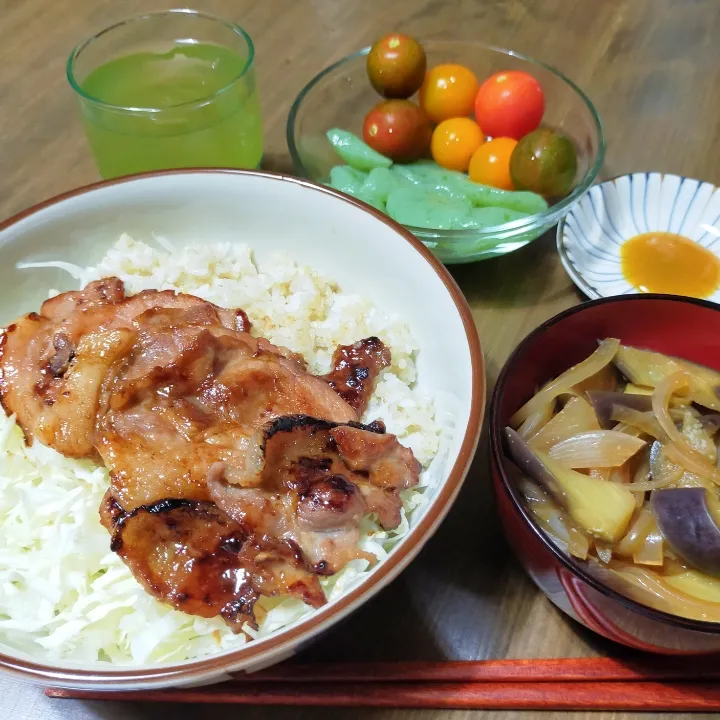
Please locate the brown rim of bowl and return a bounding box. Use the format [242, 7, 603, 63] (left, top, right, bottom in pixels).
[490, 292, 720, 634]
[0, 168, 485, 685]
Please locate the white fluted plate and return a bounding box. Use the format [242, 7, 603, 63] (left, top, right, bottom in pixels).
[557, 172, 720, 302]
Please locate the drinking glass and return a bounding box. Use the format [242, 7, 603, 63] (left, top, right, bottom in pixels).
[67, 9, 263, 179]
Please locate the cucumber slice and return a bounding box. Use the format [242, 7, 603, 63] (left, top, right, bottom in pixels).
[461, 183, 549, 213]
[390, 164, 426, 185]
[390, 165, 469, 202]
[356, 189, 386, 211]
[401, 160, 468, 185]
[457, 207, 530, 229]
[386, 187, 472, 230]
[329, 165, 368, 197]
[394, 160, 548, 213]
[328, 166, 387, 210]
[361, 167, 400, 205]
[326, 129, 392, 171]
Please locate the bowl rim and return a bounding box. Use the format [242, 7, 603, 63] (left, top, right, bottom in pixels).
[0, 168, 486, 687]
[286, 39, 606, 240]
[489, 292, 720, 634]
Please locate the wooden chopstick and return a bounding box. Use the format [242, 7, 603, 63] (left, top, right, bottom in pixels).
[46, 680, 720, 710]
[227, 657, 720, 684]
[45, 657, 720, 710]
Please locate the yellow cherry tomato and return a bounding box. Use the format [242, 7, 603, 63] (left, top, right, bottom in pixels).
[430, 117, 484, 172]
[468, 137, 518, 190]
[419, 64, 479, 123]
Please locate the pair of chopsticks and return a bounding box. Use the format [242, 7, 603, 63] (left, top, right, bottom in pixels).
[46, 657, 720, 710]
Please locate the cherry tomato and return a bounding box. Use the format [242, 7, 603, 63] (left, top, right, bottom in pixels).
[468, 137, 518, 190]
[362, 99, 432, 162]
[510, 128, 577, 197]
[366, 33, 426, 99]
[419, 64, 479, 123]
[430, 117, 484, 172]
[474, 71, 544, 140]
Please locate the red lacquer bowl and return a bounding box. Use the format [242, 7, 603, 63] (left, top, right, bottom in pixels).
[490, 294, 720, 654]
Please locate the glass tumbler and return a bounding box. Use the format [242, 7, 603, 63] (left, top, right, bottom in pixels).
[67, 9, 263, 179]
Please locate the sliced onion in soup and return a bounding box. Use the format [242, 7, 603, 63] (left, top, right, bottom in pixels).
[510, 339, 620, 427]
[528, 396, 600, 453]
[548, 430, 645, 468]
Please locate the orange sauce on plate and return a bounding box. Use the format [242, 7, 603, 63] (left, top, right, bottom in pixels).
[621, 232, 720, 298]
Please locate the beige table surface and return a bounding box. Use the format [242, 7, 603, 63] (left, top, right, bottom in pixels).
[2, 0, 720, 718]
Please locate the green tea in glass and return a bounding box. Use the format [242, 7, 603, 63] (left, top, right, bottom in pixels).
[68, 9, 263, 179]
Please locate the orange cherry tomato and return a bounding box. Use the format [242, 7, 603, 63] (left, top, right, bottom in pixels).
[430, 117, 484, 172]
[474, 71, 544, 140]
[419, 64, 479, 123]
[468, 137, 518, 190]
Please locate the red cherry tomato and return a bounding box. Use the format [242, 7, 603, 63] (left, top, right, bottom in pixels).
[362, 100, 432, 162]
[474, 71, 544, 140]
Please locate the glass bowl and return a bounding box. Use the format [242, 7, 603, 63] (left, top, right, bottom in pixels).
[490, 295, 720, 653]
[287, 40, 605, 264]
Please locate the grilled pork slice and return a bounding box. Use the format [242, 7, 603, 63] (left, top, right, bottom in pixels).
[322, 337, 391, 414]
[210, 415, 421, 574]
[0, 278, 254, 450]
[97, 310, 358, 512]
[110, 499, 325, 631]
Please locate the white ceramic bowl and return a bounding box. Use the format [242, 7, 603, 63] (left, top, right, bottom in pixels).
[557, 172, 720, 300]
[0, 170, 484, 690]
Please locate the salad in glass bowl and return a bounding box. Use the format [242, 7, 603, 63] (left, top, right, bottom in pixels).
[287, 37, 604, 264]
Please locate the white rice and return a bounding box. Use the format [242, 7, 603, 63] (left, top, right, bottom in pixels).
[0, 235, 440, 666]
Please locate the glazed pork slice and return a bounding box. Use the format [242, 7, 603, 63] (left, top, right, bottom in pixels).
[0, 278, 127, 441]
[331, 424, 420, 490]
[0, 278, 254, 450]
[102, 411, 421, 630]
[109, 499, 325, 631]
[96, 318, 259, 509]
[322, 337, 391, 414]
[332, 424, 421, 529]
[108, 289, 252, 335]
[0, 276, 387, 457]
[210, 415, 421, 574]
[40, 277, 125, 322]
[0, 312, 54, 440]
[34, 328, 137, 457]
[97, 312, 359, 511]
